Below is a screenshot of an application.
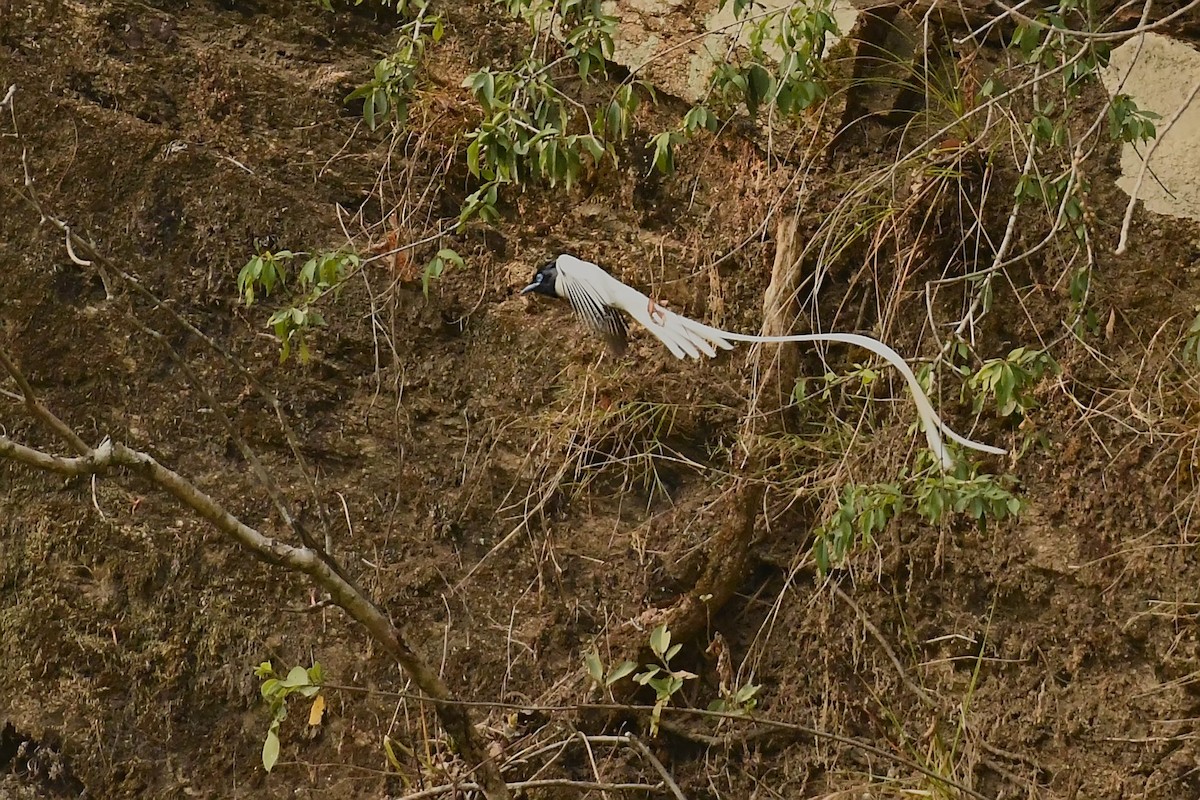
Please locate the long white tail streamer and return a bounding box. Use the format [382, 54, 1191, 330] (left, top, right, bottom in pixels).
[667, 314, 1004, 468]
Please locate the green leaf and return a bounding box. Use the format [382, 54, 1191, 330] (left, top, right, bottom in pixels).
[383, 735, 409, 772]
[579, 134, 605, 162]
[735, 683, 760, 703]
[363, 90, 378, 130]
[262, 729, 280, 773]
[634, 666, 660, 684]
[746, 64, 772, 113]
[606, 660, 637, 686]
[649, 624, 670, 658]
[436, 248, 464, 269]
[585, 651, 604, 684]
[649, 131, 674, 175]
[281, 665, 311, 688]
[466, 138, 481, 177]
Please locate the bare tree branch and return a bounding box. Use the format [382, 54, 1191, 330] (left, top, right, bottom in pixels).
[0, 434, 111, 474]
[123, 315, 348, 579]
[0, 425, 511, 799]
[0, 347, 90, 455]
[1, 82, 510, 793]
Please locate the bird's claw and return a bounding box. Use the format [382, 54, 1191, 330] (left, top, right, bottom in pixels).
[648, 298, 668, 326]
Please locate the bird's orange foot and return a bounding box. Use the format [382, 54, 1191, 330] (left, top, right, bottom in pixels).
[648, 298, 668, 326]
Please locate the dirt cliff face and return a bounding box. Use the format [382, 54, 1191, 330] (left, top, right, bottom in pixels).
[3, 1, 1200, 798]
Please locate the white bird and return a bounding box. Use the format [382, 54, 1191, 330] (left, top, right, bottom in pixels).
[520, 254, 1006, 467]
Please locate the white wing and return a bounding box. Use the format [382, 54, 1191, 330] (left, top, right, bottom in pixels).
[553, 257, 629, 353]
[557, 255, 734, 360]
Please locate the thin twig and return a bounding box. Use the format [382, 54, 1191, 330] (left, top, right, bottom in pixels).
[0, 346, 90, 455]
[626, 735, 688, 800]
[994, 0, 1200, 41]
[394, 779, 663, 800]
[124, 315, 351, 586]
[831, 584, 938, 710]
[1114, 76, 1200, 256]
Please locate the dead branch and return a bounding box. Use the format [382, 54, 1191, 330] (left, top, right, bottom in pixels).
[394, 779, 664, 800]
[0, 420, 511, 799]
[0, 347, 89, 455]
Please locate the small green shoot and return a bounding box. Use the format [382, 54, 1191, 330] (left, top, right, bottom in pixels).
[633, 624, 697, 736]
[422, 248, 464, 295]
[1183, 308, 1200, 366]
[966, 347, 1058, 418]
[708, 681, 762, 716]
[238, 250, 294, 306]
[584, 650, 637, 691]
[582, 624, 699, 735]
[345, 5, 442, 130]
[238, 248, 359, 363]
[255, 660, 326, 773]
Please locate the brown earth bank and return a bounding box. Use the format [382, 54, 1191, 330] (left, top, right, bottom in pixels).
[2, 1, 1200, 798]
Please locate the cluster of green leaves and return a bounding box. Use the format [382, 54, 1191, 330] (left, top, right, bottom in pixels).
[238, 248, 360, 363]
[1010, 19, 1105, 94]
[1015, 168, 1093, 244]
[1183, 309, 1200, 367]
[1106, 92, 1160, 145]
[254, 661, 326, 773]
[711, 0, 837, 117]
[990, 3, 1162, 337]
[647, 0, 837, 176]
[1003, 0, 1156, 254]
[813, 462, 1022, 573]
[646, 104, 718, 175]
[964, 346, 1058, 418]
[460, 64, 607, 221]
[632, 624, 699, 736]
[346, 2, 443, 130]
[792, 359, 887, 407]
[708, 680, 762, 716]
[586, 624, 703, 736]
[458, 1, 619, 224]
[813, 481, 903, 572]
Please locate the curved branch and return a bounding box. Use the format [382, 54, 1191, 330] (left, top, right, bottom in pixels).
[0, 347, 90, 455]
[0, 431, 510, 800]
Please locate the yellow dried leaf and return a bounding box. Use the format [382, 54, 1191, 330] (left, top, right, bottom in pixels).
[308, 694, 326, 726]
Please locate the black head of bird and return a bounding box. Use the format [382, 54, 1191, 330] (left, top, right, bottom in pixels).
[520, 261, 559, 299]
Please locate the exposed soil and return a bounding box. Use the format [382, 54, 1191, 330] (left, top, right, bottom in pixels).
[3, 1, 1200, 799]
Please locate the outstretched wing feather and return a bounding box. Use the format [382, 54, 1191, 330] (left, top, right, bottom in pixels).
[560, 273, 629, 355]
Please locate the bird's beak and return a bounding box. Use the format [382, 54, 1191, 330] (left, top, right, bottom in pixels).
[519, 282, 538, 295]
